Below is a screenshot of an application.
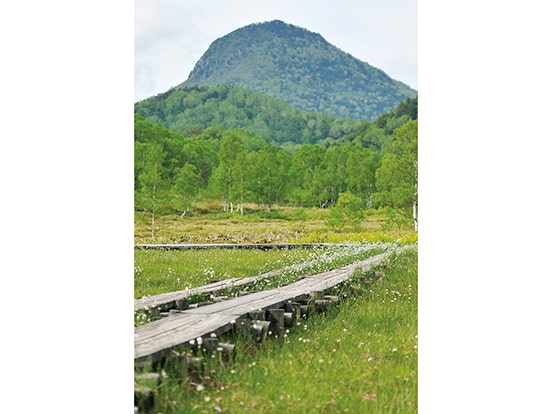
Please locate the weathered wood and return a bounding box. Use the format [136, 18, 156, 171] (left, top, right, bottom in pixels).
[134, 257, 318, 312]
[266, 308, 285, 337]
[284, 301, 301, 323]
[251, 320, 271, 343]
[201, 337, 220, 353]
[314, 299, 332, 312]
[135, 249, 403, 361]
[218, 343, 236, 359]
[186, 356, 204, 378]
[300, 304, 310, 319]
[197, 301, 214, 307]
[324, 295, 340, 303]
[175, 298, 189, 310]
[309, 290, 324, 300]
[247, 310, 265, 321]
[135, 243, 357, 251]
[283, 312, 295, 328]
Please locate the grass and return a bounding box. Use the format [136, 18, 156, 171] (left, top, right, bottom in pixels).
[136, 248, 418, 413]
[134, 242, 396, 300]
[134, 206, 416, 245]
[134, 248, 312, 299]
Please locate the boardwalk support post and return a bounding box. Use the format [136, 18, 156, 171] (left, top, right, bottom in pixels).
[266, 308, 285, 338]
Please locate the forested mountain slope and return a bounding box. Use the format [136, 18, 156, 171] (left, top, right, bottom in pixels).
[134, 84, 363, 147]
[178, 20, 416, 121]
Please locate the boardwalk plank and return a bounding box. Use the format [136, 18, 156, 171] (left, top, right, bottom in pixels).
[135, 249, 403, 362]
[134, 260, 317, 312]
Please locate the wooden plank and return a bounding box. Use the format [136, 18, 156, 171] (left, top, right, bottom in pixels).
[134, 248, 404, 361]
[134, 258, 318, 312]
[135, 242, 358, 250]
[135, 313, 237, 362]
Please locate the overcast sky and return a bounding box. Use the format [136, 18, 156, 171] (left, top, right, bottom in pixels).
[135, 0, 417, 102]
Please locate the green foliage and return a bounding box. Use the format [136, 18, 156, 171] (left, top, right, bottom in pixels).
[208, 133, 245, 209]
[134, 103, 418, 224]
[135, 141, 169, 241]
[245, 145, 291, 210]
[375, 120, 418, 230]
[336, 96, 417, 152]
[394, 96, 418, 120]
[327, 191, 366, 232]
[179, 20, 417, 121]
[170, 163, 201, 214]
[135, 85, 362, 146]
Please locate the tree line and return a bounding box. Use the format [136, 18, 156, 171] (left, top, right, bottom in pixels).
[135, 110, 417, 237]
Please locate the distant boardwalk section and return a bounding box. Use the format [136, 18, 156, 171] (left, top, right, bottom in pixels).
[134, 243, 352, 250]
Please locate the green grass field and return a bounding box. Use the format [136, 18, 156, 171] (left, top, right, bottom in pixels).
[135, 248, 417, 413]
[134, 242, 397, 299]
[135, 207, 417, 412]
[134, 206, 416, 245]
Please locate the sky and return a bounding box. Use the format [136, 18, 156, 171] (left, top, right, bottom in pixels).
[134, 0, 417, 102]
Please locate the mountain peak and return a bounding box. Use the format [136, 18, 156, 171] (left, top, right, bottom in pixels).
[237, 20, 324, 39]
[179, 20, 416, 120]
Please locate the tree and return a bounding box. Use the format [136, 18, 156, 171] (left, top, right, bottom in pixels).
[170, 163, 202, 216]
[311, 146, 349, 208]
[345, 148, 380, 208]
[327, 191, 365, 232]
[230, 151, 250, 215]
[290, 145, 326, 206]
[375, 120, 418, 230]
[208, 133, 245, 211]
[135, 142, 168, 241]
[245, 145, 290, 210]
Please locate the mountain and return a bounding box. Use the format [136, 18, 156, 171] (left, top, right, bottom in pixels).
[178, 20, 417, 121]
[134, 84, 364, 147]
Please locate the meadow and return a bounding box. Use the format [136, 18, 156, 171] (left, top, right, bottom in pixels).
[135, 242, 395, 300]
[134, 206, 416, 245]
[136, 248, 417, 413]
[134, 208, 417, 413]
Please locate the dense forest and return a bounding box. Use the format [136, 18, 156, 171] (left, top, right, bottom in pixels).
[134, 96, 417, 232]
[135, 84, 364, 150]
[178, 20, 416, 121]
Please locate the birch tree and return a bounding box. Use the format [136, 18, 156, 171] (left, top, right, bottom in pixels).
[375, 120, 418, 230]
[209, 134, 244, 211]
[171, 163, 202, 216]
[135, 142, 168, 241]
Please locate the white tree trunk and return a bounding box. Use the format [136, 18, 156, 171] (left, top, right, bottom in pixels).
[413, 200, 418, 231]
[151, 212, 155, 242]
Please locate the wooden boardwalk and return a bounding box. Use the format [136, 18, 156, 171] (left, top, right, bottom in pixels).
[135, 248, 404, 363]
[134, 259, 318, 312]
[135, 242, 356, 250]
